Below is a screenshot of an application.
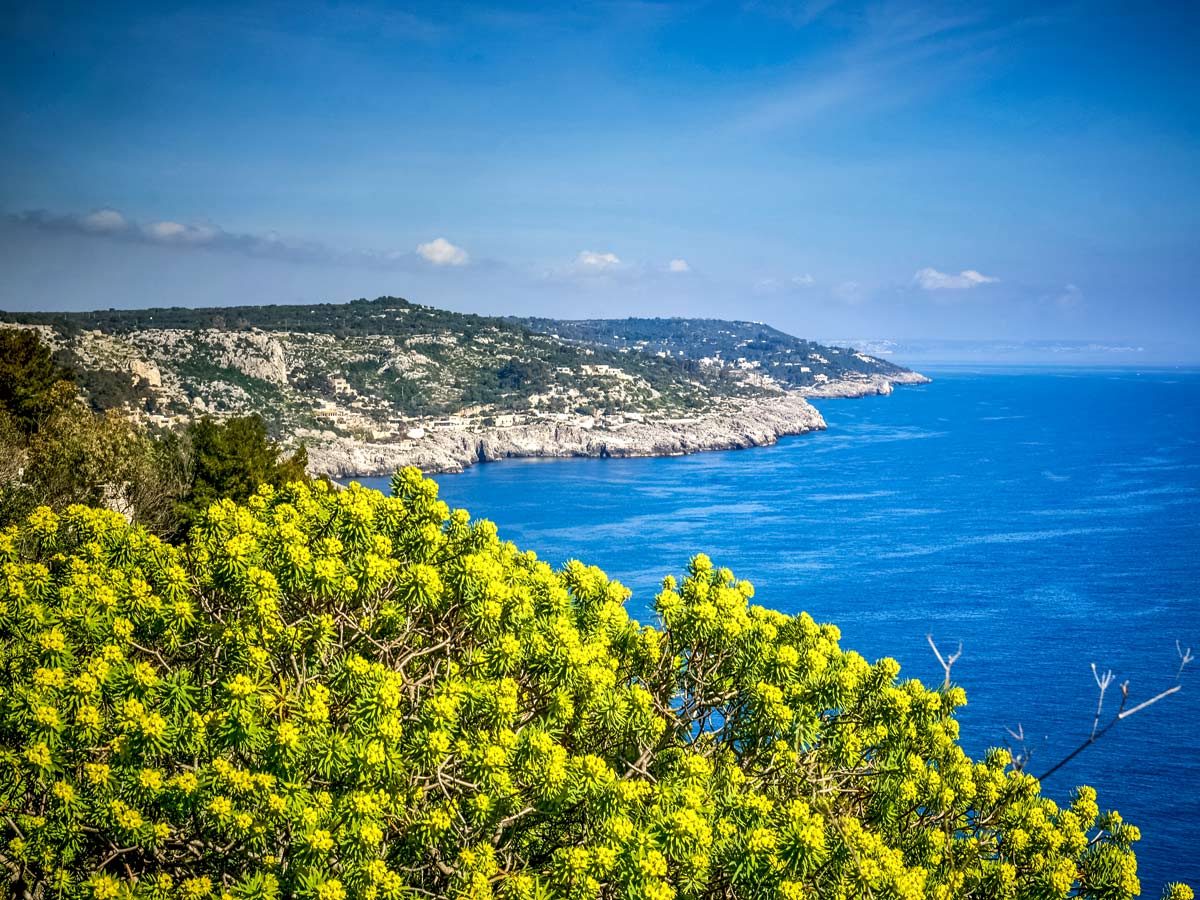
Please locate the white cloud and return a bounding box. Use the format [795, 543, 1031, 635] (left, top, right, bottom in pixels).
[80, 208, 129, 234]
[146, 221, 187, 240]
[9, 206, 474, 269]
[416, 237, 469, 266]
[575, 250, 622, 272]
[913, 267, 999, 290]
[144, 221, 218, 244]
[755, 273, 815, 294]
[667, 258, 691, 273]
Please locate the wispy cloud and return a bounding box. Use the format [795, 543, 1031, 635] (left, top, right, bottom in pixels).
[142, 220, 222, 245]
[416, 237, 469, 266]
[736, 3, 1056, 133]
[542, 250, 691, 286]
[6, 207, 477, 271]
[574, 250, 623, 273]
[913, 267, 999, 290]
[754, 273, 817, 293]
[743, 0, 841, 28]
[11, 207, 333, 261]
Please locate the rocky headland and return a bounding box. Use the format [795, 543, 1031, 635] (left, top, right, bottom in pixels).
[798, 370, 931, 398]
[305, 392, 829, 477]
[1, 297, 930, 479]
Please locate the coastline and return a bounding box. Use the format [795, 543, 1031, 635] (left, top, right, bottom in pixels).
[305, 373, 929, 478]
[799, 370, 932, 397]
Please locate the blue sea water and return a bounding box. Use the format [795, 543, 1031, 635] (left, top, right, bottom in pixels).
[363, 369, 1200, 891]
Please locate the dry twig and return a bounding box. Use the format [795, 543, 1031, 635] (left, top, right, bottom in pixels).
[1037, 644, 1193, 781]
[926, 634, 962, 690]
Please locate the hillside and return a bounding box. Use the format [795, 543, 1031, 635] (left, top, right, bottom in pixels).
[517, 315, 916, 390]
[0, 297, 927, 475]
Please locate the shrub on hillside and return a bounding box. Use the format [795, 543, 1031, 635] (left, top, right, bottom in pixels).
[174, 416, 309, 530]
[0, 331, 306, 538]
[0, 470, 1190, 899]
[0, 382, 186, 535]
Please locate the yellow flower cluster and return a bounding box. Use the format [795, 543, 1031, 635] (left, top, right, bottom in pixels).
[0, 471, 1187, 900]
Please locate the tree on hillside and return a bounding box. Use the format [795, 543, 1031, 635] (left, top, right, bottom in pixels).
[0, 381, 188, 534]
[0, 333, 305, 536]
[0, 471, 1190, 900]
[174, 414, 308, 525]
[0, 328, 73, 435]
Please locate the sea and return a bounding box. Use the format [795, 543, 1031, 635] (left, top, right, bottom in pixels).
[363, 368, 1200, 890]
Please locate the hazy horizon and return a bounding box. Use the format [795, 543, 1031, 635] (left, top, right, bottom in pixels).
[2, 1, 1198, 361]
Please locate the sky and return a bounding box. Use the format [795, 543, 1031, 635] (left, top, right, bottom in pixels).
[1, 0, 1198, 360]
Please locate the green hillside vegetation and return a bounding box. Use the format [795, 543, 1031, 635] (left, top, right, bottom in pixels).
[0, 329, 308, 539]
[0, 471, 1190, 900]
[516, 316, 908, 389]
[0, 299, 917, 442]
[0, 299, 765, 425]
[0, 329, 74, 436]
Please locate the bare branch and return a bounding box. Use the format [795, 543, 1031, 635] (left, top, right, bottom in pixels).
[1178, 640, 1194, 681]
[1117, 684, 1181, 719]
[1090, 663, 1114, 740]
[1037, 647, 1188, 782]
[926, 634, 962, 690]
[1004, 723, 1030, 772]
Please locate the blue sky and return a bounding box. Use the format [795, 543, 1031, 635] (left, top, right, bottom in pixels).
[1, 1, 1198, 359]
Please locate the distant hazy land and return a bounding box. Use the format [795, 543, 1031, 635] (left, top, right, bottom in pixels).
[838, 337, 1199, 367]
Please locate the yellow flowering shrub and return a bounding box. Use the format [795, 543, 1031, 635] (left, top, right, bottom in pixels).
[0, 468, 1190, 899]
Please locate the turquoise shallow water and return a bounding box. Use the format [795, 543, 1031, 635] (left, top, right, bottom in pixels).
[363, 368, 1200, 890]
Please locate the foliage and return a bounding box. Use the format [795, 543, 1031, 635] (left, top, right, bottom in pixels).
[49, 347, 157, 415]
[0, 331, 306, 539]
[0, 470, 1190, 900]
[74, 370, 157, 415]
[0, 383, 185, 536]
[514, 317, 908, 389]
[174, 416, 308, 528]
[0, 331, 177, 533]
[0, 297, 819, 425]
[0, 328, 73, 435]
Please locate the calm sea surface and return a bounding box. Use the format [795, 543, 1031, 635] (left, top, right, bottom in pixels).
[364, 369, 1200, 890]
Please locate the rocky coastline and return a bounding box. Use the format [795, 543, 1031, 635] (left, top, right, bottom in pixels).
[798, 370, 931, 398]
[4, 308, 931, 480]
[306, 391, 830, 478]
[303, 372, 930, 478]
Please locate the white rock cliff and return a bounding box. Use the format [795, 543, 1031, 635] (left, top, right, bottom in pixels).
[305, 393, 828, 477]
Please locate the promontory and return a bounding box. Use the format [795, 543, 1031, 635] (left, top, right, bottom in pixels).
[0, 297, 929, 477]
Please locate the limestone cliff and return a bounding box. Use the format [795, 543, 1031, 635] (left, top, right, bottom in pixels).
[305, 393, 828, 477]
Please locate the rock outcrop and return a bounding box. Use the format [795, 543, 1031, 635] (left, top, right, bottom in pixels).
[128, 360, 163, 388]
[213, 333, 290, 386]
[799, 370, 931, 399]
[306, 392, 827, 477]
